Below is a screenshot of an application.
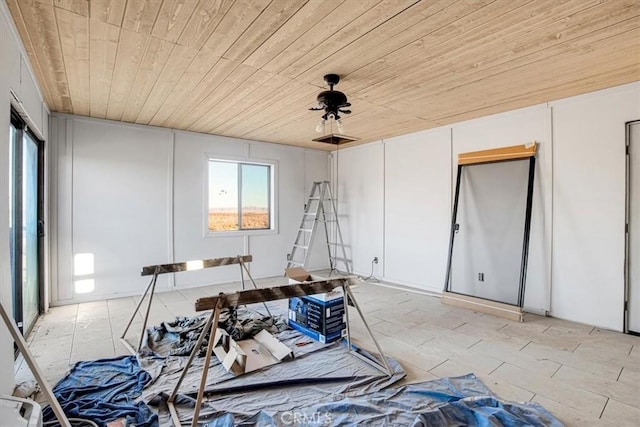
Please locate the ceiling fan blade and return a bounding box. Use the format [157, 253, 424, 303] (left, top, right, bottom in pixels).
[339, 102, 351, 108]
[339, 109, 351, 114]
[309, 107, 324, 111]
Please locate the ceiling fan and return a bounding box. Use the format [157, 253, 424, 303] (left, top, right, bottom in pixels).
[310, 74, 351, 133]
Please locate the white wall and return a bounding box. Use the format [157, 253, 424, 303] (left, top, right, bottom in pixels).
[0, 1, 49, 394]
[49, 115, 330, 303]
[384, 127, 451, 293]
[50, 118, 173, 301]
[551, 86, 640, 330]
[336, 82, 640, 331]
[334, 142, 385, 277]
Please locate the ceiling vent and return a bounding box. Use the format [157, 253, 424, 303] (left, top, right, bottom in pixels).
[312, 134, 359, 145]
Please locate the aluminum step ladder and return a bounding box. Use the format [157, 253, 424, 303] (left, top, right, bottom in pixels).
[286, 181, 351, 274]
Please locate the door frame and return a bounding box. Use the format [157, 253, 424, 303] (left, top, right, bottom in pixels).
[9, 107, 45, 336]
[625, 119, 640, 335]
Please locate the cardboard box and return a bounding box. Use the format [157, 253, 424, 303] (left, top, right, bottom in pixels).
[288, 296, 346, 343]
[285, 267, 313, 282]
[212, 328, 293, 376]
[285, 267, 344, 302]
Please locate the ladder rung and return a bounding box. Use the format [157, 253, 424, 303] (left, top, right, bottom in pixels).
[322, 219, 337, 223]
[288, 261, 304, 266]
[304, 213, 317, 216]
[308, 197, 321, 200]
[299, 229, 313, 233]
[293, 245, 308, 249]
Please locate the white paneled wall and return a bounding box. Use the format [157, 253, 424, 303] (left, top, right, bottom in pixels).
[551, 86, 640, 330]
[384, 127, 451, 293]
[70, 120, 173, 299]
[49, 116, 330, 302]
[334, 143, 385, 277]
[0, 1, 49, 394]
[336, 82, 640, 331]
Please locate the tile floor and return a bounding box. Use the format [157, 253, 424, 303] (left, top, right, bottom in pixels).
[14, 275, 640, 426]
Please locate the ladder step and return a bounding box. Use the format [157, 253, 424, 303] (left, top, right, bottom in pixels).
[298, 229, 313, 233]
[293, 245, 308, 249]
[304, 213, 317, 216]
[287, 261, 304, 266]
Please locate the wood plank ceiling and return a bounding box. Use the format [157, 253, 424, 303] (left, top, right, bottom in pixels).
[7, 0, 640, 150]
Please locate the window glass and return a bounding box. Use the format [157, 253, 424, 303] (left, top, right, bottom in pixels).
[208, 160, 239, 231]
[208, 159, 273, 232]
[241, 164, 270, 230]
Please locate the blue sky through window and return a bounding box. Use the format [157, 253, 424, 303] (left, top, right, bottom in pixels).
[208, 161, 269, 211]
[242, 164, 269, 210]
[208, 161, 237, 210]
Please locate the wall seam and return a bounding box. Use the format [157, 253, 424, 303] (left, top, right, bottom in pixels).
[168, 131, 176, 289]
[382, 139, 386, 279]
[547, 103, 554, 316]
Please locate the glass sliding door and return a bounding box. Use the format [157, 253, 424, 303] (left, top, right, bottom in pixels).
[21, 132, 40, 331]
[9, 110, 43, 335]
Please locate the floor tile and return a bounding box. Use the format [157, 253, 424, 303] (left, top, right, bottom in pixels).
[425, 341, 504, 377]
[573, 340, 635, 365]
[476, 374, 535, 402]
[429, 359, 494, 379]
[617, 365, 640, 387]
[600, 398, 640, 425]
[375, 334, 448, 371]
[70, 336, 116, 363]
[521, 341, 624, 381]
[371, 319, 436, 346]
[394, 359, 441, 386]
[469, 338, 561, 378]
[490, 362, 608, 418]
[32, 319, 75, 340]
[553, 364, 640, 409]
[532, 395, 617, 427]
[29, 335, 73, 362]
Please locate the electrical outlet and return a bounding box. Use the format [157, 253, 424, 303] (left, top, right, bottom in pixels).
[373, 257, 379, 264]
[478, 272, 484, 282]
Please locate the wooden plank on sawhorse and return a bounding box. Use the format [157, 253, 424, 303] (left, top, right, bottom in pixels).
[167, 276, 392, 427]
[120, 254, 268, 354]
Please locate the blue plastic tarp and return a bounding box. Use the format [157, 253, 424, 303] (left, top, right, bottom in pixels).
[43, 355, 158, 427]
[163, 373, 562, 426]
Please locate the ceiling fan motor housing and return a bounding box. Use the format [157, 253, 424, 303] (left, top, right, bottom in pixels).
[316, 90, 348, 109]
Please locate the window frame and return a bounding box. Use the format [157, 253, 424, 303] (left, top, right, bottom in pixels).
[204, 154, 278, 237]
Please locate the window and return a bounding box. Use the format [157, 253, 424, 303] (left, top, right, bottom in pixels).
[207, 158, 275, 233]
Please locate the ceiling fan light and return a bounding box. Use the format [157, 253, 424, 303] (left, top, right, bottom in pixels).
[336, 119, 345, 134]
[315, 118, 326, 133]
